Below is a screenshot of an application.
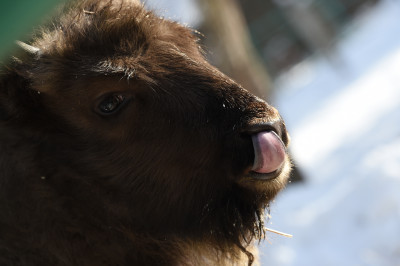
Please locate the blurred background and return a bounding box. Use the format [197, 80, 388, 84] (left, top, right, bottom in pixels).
[2, 0, 400, 265]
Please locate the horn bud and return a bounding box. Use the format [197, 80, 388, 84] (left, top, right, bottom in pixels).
[15, 41, 40, 54]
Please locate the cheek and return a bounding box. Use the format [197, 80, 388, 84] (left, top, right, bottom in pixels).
[123, 123, 222, 175]
[40, 92, 91, 125]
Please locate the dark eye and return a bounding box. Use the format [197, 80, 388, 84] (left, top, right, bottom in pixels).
[97, 94, 126, 115]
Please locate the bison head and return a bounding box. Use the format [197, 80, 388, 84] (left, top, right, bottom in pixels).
[0, 0, 291, 264]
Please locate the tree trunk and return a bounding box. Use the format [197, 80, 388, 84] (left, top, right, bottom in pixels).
[199, 0, 271, 99]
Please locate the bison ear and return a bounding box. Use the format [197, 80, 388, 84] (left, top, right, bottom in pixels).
[12, 41, 55, 95]
[3, 41, 41, 79]
[12, 41, 53, 95]
[0, 41, 42, 119]
[1, 41, 43, 89]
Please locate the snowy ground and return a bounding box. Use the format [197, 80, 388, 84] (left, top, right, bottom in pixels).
[261, 0, 400, 265]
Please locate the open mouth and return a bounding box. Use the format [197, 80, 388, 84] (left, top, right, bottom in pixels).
[247, 129, 287, 180]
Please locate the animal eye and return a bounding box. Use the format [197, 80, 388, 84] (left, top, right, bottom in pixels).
[97, 94, 126, 114]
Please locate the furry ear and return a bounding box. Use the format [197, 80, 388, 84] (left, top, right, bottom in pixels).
[0, 41, 42, 120]
[4, 40, 44, 90]
[11, 41, 56, 95]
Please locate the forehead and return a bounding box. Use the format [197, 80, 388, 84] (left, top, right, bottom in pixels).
[33, 1, 203, 79]
[28, 0, 206, 93]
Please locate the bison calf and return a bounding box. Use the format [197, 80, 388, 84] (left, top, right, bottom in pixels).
[0, 0, 291, 265]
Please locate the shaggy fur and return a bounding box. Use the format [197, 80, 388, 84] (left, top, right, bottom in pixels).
[0, 1, 291, 265]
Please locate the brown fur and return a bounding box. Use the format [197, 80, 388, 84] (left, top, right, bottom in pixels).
[0, 1, 291, 265]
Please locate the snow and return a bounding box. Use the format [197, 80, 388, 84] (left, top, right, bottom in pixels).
[261, 0, 400, 265]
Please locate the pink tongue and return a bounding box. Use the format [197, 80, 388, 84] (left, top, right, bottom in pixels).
[251, 131, 286, 174]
